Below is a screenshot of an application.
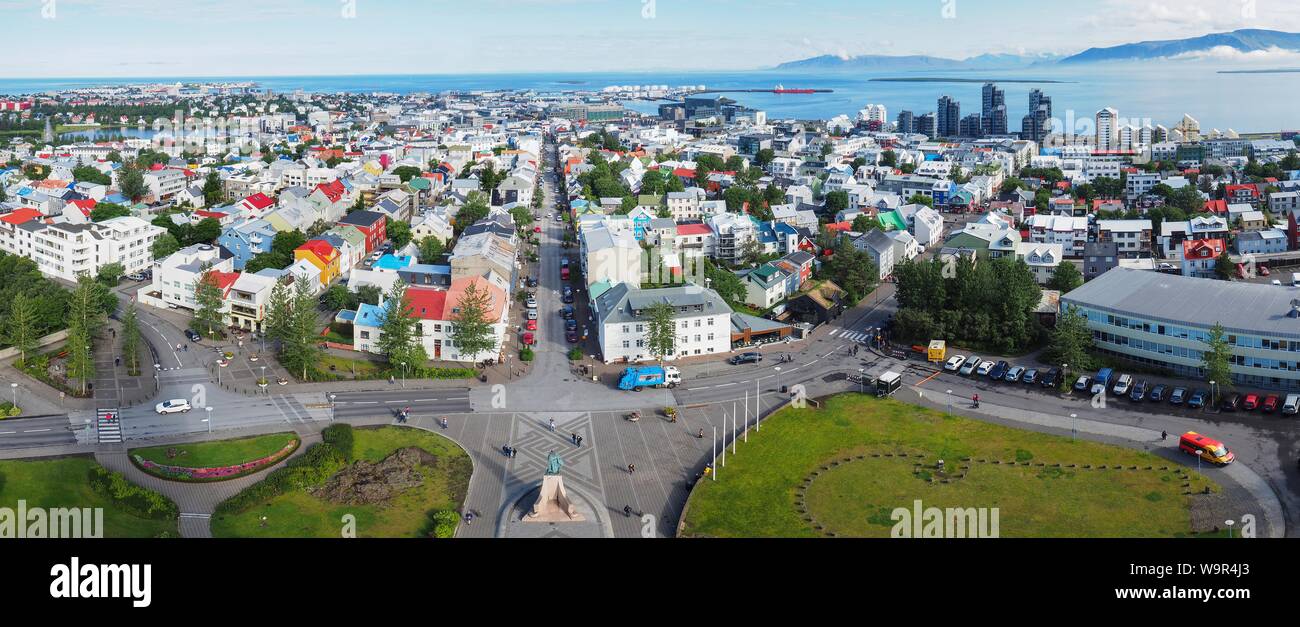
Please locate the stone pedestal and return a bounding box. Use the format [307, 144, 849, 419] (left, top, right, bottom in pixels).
[526, 474, 586, 522]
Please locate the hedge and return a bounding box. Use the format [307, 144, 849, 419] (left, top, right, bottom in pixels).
[88, 466, 179, 520]
[214, 442, 347, 515]
[429, 510, 460, 539]
[321, 423, 354, 462]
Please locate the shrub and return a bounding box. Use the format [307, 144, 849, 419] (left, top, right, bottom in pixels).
[215, 442, 347, 515]
[567, 348, 584, 361]
[428, 510, 460, 538]
[519, 347, 535, 362]
[322, 423, 354, 461]
[88, 466, 179, 520]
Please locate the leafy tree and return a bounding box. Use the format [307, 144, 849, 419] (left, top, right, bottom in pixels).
[191, 271, 226, 339]
[355, 284, 383, 307]
[1047, 262, 1083, 293]
[387, 220, 413, 249]
[755, 148, 776, 167]
[119, 166, 147, 202]
[906, 193, 934, 208]
[4, 292, 39, 365]
[322, 285, 352, 312]
[392, 166, 422, 183]
[1044, 305, 1095, 375]
[65, 324, 95, 396]
[96, 262, 125, 285]
[851, 214, 879, 234]
[189, 217, 222, 245]
[1201, 323, 1233, 397]
[72, 165, 112, 186]
[703, 259, 746, 304]
[277, 278, 324, 380]
[152, 233, 181, 260]
[643, 301, 677, 364]
[880, 150, 898, 168]
[376, 281, 427, 368]
[449, 281, 496, 360]
[90, 203, 132, 222]
[454, 192, 491, 235]
[202, 170, 223, 206]
[121, 302, 141, 374]
[824, 190, 850, 215]
[1214, 252, 1234, 280]
[264, 282, 293, 347]
[68, 276, 110, 339]
[822, 239, 878, 303]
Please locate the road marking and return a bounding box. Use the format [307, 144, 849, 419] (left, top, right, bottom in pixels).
[413, 398, 440, 402]
[0, 431, 14, 435]
[23, 429, 51, 433]
[716, 382, 736, 387]
[352, 401, 379, 405]
[828, 329, 840, 337]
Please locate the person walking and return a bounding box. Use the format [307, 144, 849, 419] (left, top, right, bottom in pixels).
[1161, 430, 1168, 441]
[623, 505, 632, 518]
[627, 463, 636, 474]
[696, 428, 705, 439]
[571, 432, 577, 445]
[576, 435, 583, 447]
[548, 418, 556, 431]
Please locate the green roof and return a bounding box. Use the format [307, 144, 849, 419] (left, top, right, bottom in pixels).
[878, 210, 907, 232]
[589, 280, 614, 300]
[407, 178, 431, 191]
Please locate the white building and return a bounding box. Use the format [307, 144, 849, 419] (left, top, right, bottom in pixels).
[140, 244, 234, 311]
[592, 283, 733, 364]
[3, 216, 165, 283]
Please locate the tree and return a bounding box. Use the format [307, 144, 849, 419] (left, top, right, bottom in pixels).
[906, 193, 934, 208]
[825, 190, 850, 215]
[392, 166, 422, 183]
[96, 262, 125, 285]
[189, 217, 222, 245]
[1214, 252, 1234, 280]
[387, 220, 413, 249]
[1044, 305, 1095, 376]
[822, 239, 878, 303]
[202, 170, 223, 206]
[1201, 323, 1233, 398]
[644, 302, 677, 364]
[851, 214, 880, 234]
[4, 292, 39, 366]
[449, 281, 496, 360]
[68, 276, 110, 339]
[880, 150, 898, 168]
[703, 259, 746, 305]
[264, 282, 293, 347]
[90, 203, 132, 222]
[121, 302, 141, 375]
[417, 236, 445, 264]
[276, 278, 324, 380]
[755, 148, 776, 168]
[1047, 262, 1083, 293]
[65, 323, 95, 396]
[322, 284, 352, 312]
[376, 281, 427, 368]
[152, 233, 181, 260]
[454, 192, 491, 235]
[191, 271, 226, 339]
[119, 166, 147, 202]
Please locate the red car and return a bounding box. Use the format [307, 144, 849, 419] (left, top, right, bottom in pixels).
[533, 226, 542, 233]
[526, 319, 538, 331]
[522, 332, 536, 346]
[1242, 393, 1260, 411]
[1262, 394, 1279, 413]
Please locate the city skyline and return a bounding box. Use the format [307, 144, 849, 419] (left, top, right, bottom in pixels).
[2, 0, 1300, 78]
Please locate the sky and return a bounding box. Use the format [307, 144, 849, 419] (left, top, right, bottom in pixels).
[2, 0, 1300, 77]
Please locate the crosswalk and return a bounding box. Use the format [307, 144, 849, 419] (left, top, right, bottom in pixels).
[96, 408, 123, 444]
[829, 328, 872, 344]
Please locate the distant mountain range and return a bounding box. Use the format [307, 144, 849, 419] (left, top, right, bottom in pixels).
[773, 29, 1300, 71]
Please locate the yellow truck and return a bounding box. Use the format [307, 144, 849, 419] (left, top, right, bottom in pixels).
[927, 340, 946, 363]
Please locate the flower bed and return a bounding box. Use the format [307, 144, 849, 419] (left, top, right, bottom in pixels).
[133, 439, 300, 482]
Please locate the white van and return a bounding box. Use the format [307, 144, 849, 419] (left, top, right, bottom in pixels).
[1283, 394, 1300, 416]
[1292, 272, 1300, 287]
[1112, 374, 1134, 396]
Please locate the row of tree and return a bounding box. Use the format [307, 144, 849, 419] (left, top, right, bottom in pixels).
[893, 255, 1044, 354]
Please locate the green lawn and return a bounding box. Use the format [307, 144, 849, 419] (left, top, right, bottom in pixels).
[682, 395, 1217, 538]
[130, 433, 298, 468]
[210, 427, 471, 538]
[0, 456, 178, 538]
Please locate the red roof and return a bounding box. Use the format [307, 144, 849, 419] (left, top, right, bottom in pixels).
[210, 271, 240, 292]
[296, 239, 337, 261]
[1204, 199, 1228, 214]
[825, 221, 854, 233]
[672, 168, 697, 179]
[69, 199, 97, 213]
[195, 210, 228, 219]
[1182, 238, 1225, 260]
[676, 223, 712, 236]
[0, 208, 43, 225]
[315, 180, 346, 203]
[404, 287, 448, 321]
[242, 193, 275, 210]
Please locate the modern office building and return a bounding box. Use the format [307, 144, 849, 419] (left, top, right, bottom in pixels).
[937, 96, 960, 138]
[981, 83, 1007, 136]
[1096, 107, 1120, 151]
[1062, 268, 1300, 391]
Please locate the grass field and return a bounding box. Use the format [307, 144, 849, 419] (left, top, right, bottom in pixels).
[210, 426, 471, 538]
[681, 395, 1217, 538]
[131, 433, 298, 469]
[0, 457, 178, 538]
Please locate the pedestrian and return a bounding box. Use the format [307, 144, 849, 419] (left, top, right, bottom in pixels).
[696, 428, 704, 439]
[627, 463, 635, 474]
[549, 418, 556, 431]
[503, 444, 511, 456]
[465, 511, 474, 525]
[1161, 430, 1168, 441]
[511, 447, 518, 458]
[576, 435, 583, 447]
[571, 432, 577, 444]
[623, 505, 632, 518]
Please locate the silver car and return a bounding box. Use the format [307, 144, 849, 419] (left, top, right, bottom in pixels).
[959, 357, 982, 376]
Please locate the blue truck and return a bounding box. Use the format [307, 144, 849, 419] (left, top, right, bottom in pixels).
[1090, 368, 1114, 395]
[617, 366, 682, 391]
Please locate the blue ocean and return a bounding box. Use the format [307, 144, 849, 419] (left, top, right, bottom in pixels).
[3, 62, 1297, 133]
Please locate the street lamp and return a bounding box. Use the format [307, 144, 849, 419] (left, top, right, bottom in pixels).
[1196, 449, 1204, 472]
[329, 393, 337, 421]
[774, 366, 782, 395]
[204, 406, 213, 434]
[400, 362, 407, 387]
[858, 368, 866, 395]
[1209, 380, 1217, 408]
[946, 389, 953, 413]
[9, 382, 16, 411]
[1225, 518, 1235, 539]
[1070, 413, 1078, 440]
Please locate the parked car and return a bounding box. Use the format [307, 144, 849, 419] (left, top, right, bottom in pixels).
[525, 319, 538, 331]
[185, 329, 202, 342]
[526, 276, 538, 288]
[1112, 374, 1133, 396]
[729, 352, 763, 365]
[526, 309, 539, 321]
[976, 360, 996, 376]
[1148, 384, 1167, 402]
[1129, 380, 1147, 402]
[521, 332, 536, 346]
[155, 399, 192, 415]
[1283, 394, 1300, 415]
[561, 305, 575, 319]
[1004, 365, 1025, 382]
[565, 318, 578, 331]
[565, 330, 579, 343]
[1262, 395, 1279, 413]
[1040, 367, 1061, 388]
[989, 361, 1010, 380]
[1073, 375, 1091, 393]
[1022, 368, 1038, 384]
[1187, 389, 1207, 409]
[944, 355, 967, 372]
[1242, 394, 1260, 411]
[959, 357, 982, 376]
[1169, 387, 1187, 405]
[1220, 393, 1241, 412]
[525, 297, 538, 309]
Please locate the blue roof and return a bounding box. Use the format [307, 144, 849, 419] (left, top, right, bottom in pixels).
[774, 222, 798, 236]
[374, 254, 415, 271]
[335, 309, 358, 323]
[355, 302, 386, 327]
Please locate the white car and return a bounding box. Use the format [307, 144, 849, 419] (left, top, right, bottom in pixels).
[944, 355, 967, 372]
[976, 360, 996, 376]
[155, 399, 192, 415]
[526, 309, 539, 321]
[959, 357, 982, 376]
